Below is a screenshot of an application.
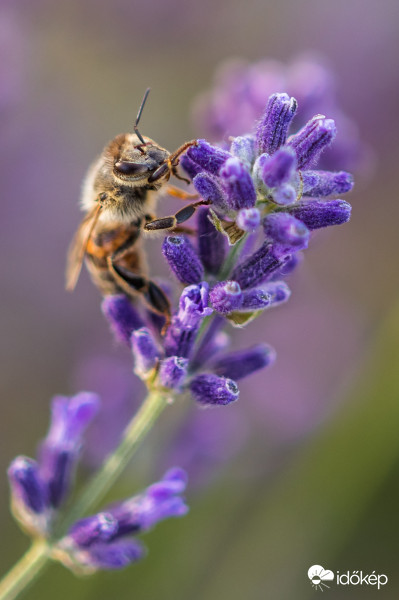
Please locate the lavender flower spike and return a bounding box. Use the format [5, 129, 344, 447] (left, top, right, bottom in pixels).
[287, 114, 337, 168]
[211, 344, 276, 380]
[219, 157, 257, 210]
[39, 392, 99, 508]
[131, 328, 160, 378]
[162, 235, 204, 285]
[58, 469, 188, 572]
[210, 280, 243, 315]
[256, 93, 298, 155]
[102, 295, 143, 346]
[190, 374, 239, 406]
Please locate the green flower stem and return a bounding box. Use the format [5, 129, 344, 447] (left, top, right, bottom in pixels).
[0, 540, 50, 600]
[0, 387, 170, 600]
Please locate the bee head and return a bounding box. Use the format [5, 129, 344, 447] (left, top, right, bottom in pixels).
[112, 134, 170, 186]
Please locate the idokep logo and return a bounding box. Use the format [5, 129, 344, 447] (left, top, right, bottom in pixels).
[308, 565, 389, 591]
[308, 565, 334, 591]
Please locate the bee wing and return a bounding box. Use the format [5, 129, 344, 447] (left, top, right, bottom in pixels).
[65, 204, 102, 291]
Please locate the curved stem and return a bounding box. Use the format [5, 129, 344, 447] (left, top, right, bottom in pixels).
[0, 540, 50, 600]
[0, 388, 169, 600]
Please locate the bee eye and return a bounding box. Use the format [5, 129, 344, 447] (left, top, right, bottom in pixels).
[114, 161, 149, 176]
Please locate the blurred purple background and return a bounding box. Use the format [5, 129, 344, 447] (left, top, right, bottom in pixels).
[1, 1, 399, 598]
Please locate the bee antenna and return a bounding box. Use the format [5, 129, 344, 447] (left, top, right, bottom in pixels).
[134, 88, 151, 145]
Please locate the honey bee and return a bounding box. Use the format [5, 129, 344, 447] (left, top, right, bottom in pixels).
[66, 89, 206, 320]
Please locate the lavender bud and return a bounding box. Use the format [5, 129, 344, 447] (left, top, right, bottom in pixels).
[68, 513, 118, 548]
[109, 469, 188, 536]
[210, 280, 243, 315]
[211, 344, 276, 380]
[162, 236, 204, 284]
[164, 283, 212, 357]
[271, 253, 303, 279]
[197, 207, 227, 274]
[191, 328, 230, 370]
[159, 356, 188, 390]
[102, 295, 143, 346]
[263, 213, 310, 250]
[261, 147, 297, 188]
[236, 208, 261, 232]
[240, 288, 271, 311]
[272, 183, 297, 206]
[229, 134, 256, 168]
[262, 281, 291, 305]
[131, 328, 160, 377]
[86, 539, 145, 570]
[231, 242, 289, 289]
[39, 393, 99, 508]
[302, 170, 354, 197]
[190, 374, 239, 406]
[256, 93, 298, 155]
[219, 157, 256, 210]
[288, 199, 351, 230]
[177, 283, 213, 328]
[8, 457, 48, 515]
[193, 172, 227, 210]
[187, 139, 231, 175]
[180, 154, 203, 179]
[287, 114, 337, 168]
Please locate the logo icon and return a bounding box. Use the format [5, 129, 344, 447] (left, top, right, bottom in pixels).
[308, 565, 335, 591]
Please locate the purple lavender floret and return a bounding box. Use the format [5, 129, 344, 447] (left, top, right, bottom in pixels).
[162, 235, 204, 285]
[131, 327, 160, 377]
[256, 92, 297, 155]
[164, 283, 213, 358]
[211, 344, 276, 380]
[239, 288, 271, 311]
[302, 170, 354, 196]
[186, 139, 230, 175]
[229, 134, 256, 168]
[102, 295, 143, 346]
[39, 393, 99, 508]
[231, 243, 290, 290]
[209, 281, 243, 315]
[59, 468, 188, 572]
[261, 147, 297, 188]
[288, 199, 351, 230]
[236, 207, 261, 232]
[8, 457, 48, 516]
[190, 374, 239, 406]
[219, 157, 256, 210]
[159, 356, 188, 390]
[263, 213, 310, 250]
[68, 513, 118, 548]
[197, 207, 227, 274]
[193, 172, 227, 210]
[287, 114, 336, 168]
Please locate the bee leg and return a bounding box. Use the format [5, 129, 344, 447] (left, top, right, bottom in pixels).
[144, 200, 210, 232]
[107, 257, 171, 321]
[164, 185, 199, 201]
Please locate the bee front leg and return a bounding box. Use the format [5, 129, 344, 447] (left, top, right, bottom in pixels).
[143, 200, 210, 232]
